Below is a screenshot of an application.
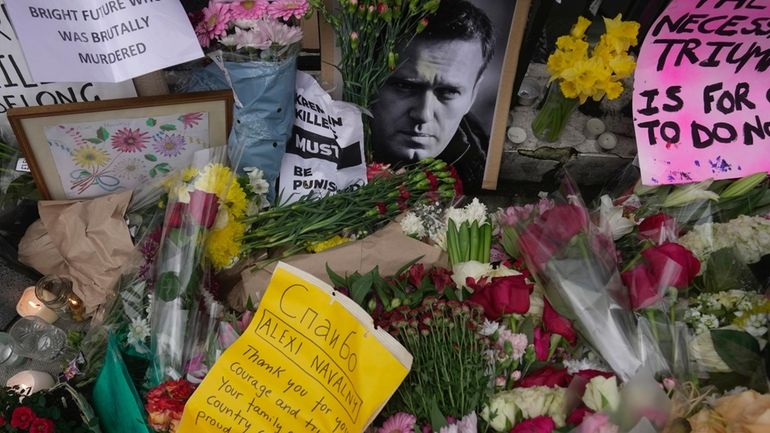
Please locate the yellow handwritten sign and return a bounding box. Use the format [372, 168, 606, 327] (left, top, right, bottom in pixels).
[179, 262, 412, 433]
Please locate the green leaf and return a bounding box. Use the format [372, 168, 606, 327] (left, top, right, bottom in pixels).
[702, 247, 759, 293]
[350, 271, 374, 306]
[711, 329, 762, 374]
[159, 124, 177, 131]
[155, 162, 170, 173]
[429, 398, 448, 431]
[155, 272, 181, 301]
[326, 263, 347, 288]
[149, 168, 157, 178]
[97, 127, 109, 141]
[146, 118, 157, 127]
[86, 138, 103, 144]
[144, 154, 158, 162]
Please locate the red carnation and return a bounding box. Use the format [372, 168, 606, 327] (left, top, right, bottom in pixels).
[10, 406, 35, 430]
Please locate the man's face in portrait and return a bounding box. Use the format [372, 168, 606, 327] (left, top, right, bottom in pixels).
[372, 38, 485, 162]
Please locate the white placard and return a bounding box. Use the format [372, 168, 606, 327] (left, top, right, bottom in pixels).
[0, 1, 136, 133]
[4, 0, 203, 83]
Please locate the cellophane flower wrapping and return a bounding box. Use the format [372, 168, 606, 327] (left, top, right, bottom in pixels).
[146, 147, 235, 387]
[514, 175, 643, 381]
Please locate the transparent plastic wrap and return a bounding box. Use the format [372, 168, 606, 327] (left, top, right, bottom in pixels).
[514, 174, 644, 381]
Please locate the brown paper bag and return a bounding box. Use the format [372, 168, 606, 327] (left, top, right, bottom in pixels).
[229, 222, 447, 309]
[18, 191, 134, 312]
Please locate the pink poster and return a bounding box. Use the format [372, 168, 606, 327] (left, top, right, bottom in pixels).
[633, 0, 770, 185]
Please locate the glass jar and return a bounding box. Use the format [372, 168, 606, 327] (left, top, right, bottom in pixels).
[531, 83, 580, 142]
[0, 332, 25, 367]
[9, 317, 66, 361]
[34, 275, 86, 321]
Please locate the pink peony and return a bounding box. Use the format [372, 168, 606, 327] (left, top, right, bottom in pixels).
[266, 0, 309, 20]
[378, 412, 417, 433]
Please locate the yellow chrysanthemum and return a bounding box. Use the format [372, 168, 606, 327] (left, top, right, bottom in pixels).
[195, 163, 236, 198]
[225, 180, 248, 219]
[182, 167, 199, 182]
[307, 235, 352, 253]
[570, 16, 591, 39]
[73, 145, 109, 168]
[206, 220, 245, 270]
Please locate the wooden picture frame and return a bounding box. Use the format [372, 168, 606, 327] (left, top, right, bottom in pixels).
[8, 90, 233, 200]
[319, 0, 532, 191]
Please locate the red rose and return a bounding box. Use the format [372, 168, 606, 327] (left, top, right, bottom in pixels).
[10, 406, 35, 429]
[166, 202, 187, 229]
[641, 243, 700, 289]
[538, 204, 589, 246]
[534, 327, 551, 361]
[638, 213, 678, 244]
[566, 406, 594, 425]
[29, 417, 55, 433]
[621, 263, 660, 310]
[510, 416, 556, 433]
[468, 274, 532, 320]
[518, 223, 558, 273]
[188, 190, 219, 228]
[518, 366, 572, 388]
[573, 369, 614, 382]
[0, 415, 6, 426]
[543, 300, 577, 345]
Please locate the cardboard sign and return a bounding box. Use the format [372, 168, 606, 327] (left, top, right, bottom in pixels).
[633, 0, 770, 185]
[0, 1, 135, 131]
[4, 0, 202, 83]
[179, 263, 412, 433]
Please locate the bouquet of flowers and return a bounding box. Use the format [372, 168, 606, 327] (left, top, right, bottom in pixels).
[533, 15, 639, 141]
[146, 148, 250, 386]
[0, 384, 100, 433]
[145, 379, 197, 433]
[187, 0, 308, 198]
[308, 0, 440, 158]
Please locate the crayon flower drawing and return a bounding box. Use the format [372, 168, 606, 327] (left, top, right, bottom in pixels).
[45, 112, 210, 199]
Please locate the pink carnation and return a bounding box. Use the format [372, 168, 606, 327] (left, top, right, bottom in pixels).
[266, 0, 309, 20]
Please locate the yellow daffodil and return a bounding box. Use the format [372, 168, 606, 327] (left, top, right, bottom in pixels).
[570, 16, 591, 39]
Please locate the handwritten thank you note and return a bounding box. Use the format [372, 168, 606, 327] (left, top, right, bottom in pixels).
[633, 0, 770, 184]
[4, 0, 202, 83]
[178, 263, 412, 433]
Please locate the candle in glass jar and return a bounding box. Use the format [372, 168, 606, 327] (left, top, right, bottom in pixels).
[16, 287, 58, 324]
[6, 370, 55, 395]
[67, 293, 86, 322]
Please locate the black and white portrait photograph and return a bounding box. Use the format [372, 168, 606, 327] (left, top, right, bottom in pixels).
[370, 0, 519, 191]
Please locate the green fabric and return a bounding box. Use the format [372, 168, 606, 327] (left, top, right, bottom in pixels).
[93, 334, 151, 433]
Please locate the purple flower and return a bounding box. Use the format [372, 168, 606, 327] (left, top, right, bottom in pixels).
[152, 133, 187, 157]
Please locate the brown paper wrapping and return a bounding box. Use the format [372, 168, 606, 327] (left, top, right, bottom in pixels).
[18, 191, 134, 313]
[229, 222, 447, 310]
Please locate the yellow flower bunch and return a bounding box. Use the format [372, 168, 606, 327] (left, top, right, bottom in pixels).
[306, 235, 352, 253]
[547, 15, 640, 104]
[195, 163, 249, 270]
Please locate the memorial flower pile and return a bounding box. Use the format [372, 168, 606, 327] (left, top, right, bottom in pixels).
[0, 385, 97, 433]
[192, 0, 308, 59]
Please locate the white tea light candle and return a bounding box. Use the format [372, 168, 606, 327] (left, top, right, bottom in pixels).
[598, 132, 618, 150]
[6, 370, 55, 395]
[16, 287, 58, 324]
[585, 118, 606, 140]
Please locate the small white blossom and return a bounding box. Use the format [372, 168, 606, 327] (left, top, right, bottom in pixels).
[400, 212, 426, 238]
[127, 317, 150, 347]
[479, 319, 500, 337]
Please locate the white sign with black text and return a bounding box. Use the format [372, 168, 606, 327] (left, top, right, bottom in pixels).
[4, 0, 202, 83]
